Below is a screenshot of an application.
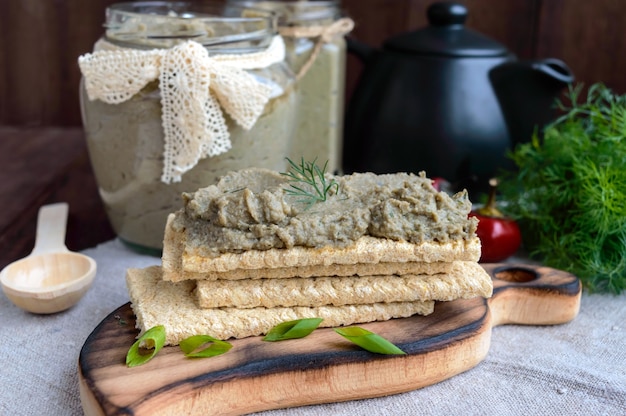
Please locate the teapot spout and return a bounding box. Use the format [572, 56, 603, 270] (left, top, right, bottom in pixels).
[531, 58, 575, 85]
[490, 58, 574, 148]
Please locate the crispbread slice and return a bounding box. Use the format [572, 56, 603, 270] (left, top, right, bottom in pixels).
[195, 261, 492, 309]
[163, 214, 481, 275]
[185, 235, 481, 273]
[126, 266, 435, 345]
[162, 214, 185, 278]
[166, 260, 454, 282]
[163, 214, 454, 281]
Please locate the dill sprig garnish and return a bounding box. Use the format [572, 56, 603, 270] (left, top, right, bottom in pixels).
[500, 83, 626, 294]
[281, 157, 339, 208]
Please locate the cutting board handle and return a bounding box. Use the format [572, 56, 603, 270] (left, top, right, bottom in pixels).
[484, 263, 582, 327]
[79, 263, 582, 416]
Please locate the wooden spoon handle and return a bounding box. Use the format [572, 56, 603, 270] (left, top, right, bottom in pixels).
[483, 263, 582, 327]
[30, 202, 69, 255]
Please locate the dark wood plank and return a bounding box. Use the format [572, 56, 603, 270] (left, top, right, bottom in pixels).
[0, 0, 118, 126]
[535, 0, 626, 92]
[342, 0, 413, 103]
[1, 0, 61, 124]
[78, 264, 581, 416]
[0, 127, 114, 269]
[462, 0, 540, 58]
[2, 0, 626, 126]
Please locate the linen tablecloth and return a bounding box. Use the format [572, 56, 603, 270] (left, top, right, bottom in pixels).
[1, 239, 624, 415]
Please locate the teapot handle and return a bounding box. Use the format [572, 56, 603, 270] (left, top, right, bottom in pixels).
[489, 58, 575, 149]
[346, 37, 375, 62]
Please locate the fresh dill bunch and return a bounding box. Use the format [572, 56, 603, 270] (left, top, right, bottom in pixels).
[500, 83, 626, 294]
[281, 157, 339, 209]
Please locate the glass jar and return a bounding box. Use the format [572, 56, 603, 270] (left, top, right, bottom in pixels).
[79, 1, 297, 254]
[230, 0, 350, 174]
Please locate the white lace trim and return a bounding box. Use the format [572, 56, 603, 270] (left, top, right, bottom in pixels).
[78, 36, 286, 183]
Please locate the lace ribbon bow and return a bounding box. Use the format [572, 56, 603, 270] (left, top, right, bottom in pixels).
[78, 36, 286, 183]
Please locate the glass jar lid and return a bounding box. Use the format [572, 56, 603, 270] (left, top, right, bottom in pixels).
[104, 1, 278, 52]
[229, 1, 341, 26]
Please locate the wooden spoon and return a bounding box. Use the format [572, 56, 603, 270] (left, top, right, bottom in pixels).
[0, 203, 97, 314]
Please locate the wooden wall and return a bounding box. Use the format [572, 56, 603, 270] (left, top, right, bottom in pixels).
[1, 0, 625, 127]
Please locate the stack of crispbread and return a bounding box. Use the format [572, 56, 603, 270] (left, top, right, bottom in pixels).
[126, 168, 492, 345]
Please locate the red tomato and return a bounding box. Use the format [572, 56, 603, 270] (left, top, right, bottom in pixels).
[469, 178, 522, 262]
[469, 212, 521, 263]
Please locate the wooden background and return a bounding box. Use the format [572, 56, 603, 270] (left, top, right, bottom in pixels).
[1, 0, 625, 127]
[0, 0, 624, 267]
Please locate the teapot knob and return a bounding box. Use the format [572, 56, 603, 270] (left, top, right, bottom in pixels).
[427, 2, 468, 26]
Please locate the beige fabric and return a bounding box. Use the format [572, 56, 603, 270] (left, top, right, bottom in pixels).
[78, 36, 286, 184]
[3, 239, 624, 415]
[195, 261, 493, 308]
[126, 266, 435, 344]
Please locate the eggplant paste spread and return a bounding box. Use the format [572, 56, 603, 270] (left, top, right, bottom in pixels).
[172, 168, 478, 256]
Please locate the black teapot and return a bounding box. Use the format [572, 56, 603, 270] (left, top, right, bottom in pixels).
[343, 1, 574, 195]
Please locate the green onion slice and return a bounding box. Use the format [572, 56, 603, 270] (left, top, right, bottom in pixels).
[263, 317, 324, 341]
[179, 335, 233, 358]
[126, 325, 166, 367]
[334, 326, 406, 355]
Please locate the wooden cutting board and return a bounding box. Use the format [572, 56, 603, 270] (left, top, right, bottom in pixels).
[78, 263, 581, 416]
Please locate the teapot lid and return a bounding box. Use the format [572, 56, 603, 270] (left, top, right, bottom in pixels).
[384, 2, 509, 57]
